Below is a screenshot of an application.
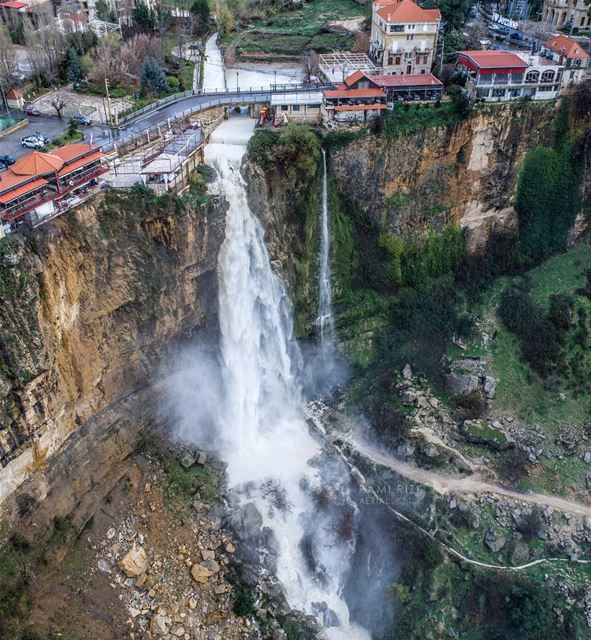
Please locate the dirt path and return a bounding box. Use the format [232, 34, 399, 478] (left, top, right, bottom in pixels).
[353, 435, 591, 518]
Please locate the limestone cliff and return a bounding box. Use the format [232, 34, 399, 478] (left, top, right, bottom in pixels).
[0, 188, 225, 518]
[327, 104, 562, 251]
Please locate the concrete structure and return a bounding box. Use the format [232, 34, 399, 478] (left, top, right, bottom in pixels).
[369, 0, 441, 75]
[270, 91, 324, 125]
[318, 52, 380, 84]
[0, 143, 107, 235]
[543, 0, 590, 30]
[107, 129, 204, 195]
[457, 50, 563, 101]
[542, 34, 589, 84]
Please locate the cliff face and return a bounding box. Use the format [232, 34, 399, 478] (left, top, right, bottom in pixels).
[328, 104, 560, 250]
[0, 189, 225, 513]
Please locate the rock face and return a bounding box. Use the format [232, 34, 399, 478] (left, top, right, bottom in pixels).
[328, 105, 570, 252]
[0, 190, 225, 518]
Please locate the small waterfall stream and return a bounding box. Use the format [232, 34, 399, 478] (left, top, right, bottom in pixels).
[318, 149, 335, 355]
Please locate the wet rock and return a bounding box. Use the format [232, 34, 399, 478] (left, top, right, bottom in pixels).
[179, 450, 198, 469]
[203, 558, 220, 574]
[228, 502, 263, 541]
[118, 543, 149, 578]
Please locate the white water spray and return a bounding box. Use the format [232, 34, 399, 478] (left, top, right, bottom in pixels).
[204, 116, 370, 639]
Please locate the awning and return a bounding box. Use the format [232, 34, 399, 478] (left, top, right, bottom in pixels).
[58, 151, 104, 177]
[333, 104, 388, 112]
[0, 178, 48, 204]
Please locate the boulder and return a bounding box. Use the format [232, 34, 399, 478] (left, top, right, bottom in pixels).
[191, 563, 213, 583]
[510, 540, 530, 565]
[461, 420, 514, 451]
[445, 372, 479, 397]
[402, 364, 413, 380]
[483, 376, 498, 399]
[451, 359, 486, 375]
[149, 613, 169, 636]
[118, 543, 149, 578]
[484, 527, 507, 553]
[178, 450, 197, 469]
[401, 390, 417, 406]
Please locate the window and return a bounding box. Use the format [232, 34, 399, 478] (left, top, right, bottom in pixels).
[525, 70, 539, 83]
[406, 34, 414, 40]
[281, 105, 288, 111]
[476, 87, 490, 98]
[421, 69, 426, 74]
[392, 24, 404, 32]
[494, 73, 509, 85]
[540, 69, 555, 83]
[407, 23, 415, 29]
[395, 55, 401, 65]
[492, 87, 505, 97]
[292, 105, 300, 111]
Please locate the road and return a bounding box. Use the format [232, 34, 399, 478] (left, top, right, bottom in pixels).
[0, 86, 320, 160]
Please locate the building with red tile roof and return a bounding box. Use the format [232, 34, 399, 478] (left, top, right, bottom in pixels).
[369, 0, 441, 75]
[0, 144, 107, 234]
[457, 50, 564, 102]
[542, 35, 589, 85]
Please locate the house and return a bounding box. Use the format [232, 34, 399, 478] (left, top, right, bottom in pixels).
[0, 143, 107, 235]
[5, 89, 24, 110]
[542, 34, 589, 85]
[456, 50, 563, 102]
[542, 0, 590, 31]
[332, 69, 444, 103]
[369, 0, 441, 75]
[270, 92, 324, 125]
[323, 77, 388, 123]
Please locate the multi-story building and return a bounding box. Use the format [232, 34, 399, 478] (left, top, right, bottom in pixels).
[369, 0, 441, 75]
[457, 50, 564, 101]
[542, 0, 590, 30]
[542, 34, 589, 84]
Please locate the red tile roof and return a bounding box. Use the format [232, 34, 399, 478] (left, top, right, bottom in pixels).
[457, 50, 528, 70]
[334, 104, 388, 111]
[343, 70, 374, 87]
[0, 1, 27, 8]
[0, 178, 47, 204]
[375, 0, 440, 24]
[544, 35, 589, 59]
[372, 72, 443, 87]
[52, 143, 99, 163]
[58, 151, 104, 177]
[11, 151, 63, 176]
[0, 170, 35, 194]
[325, 88, 387, 99]
[6, 89, 23, 100]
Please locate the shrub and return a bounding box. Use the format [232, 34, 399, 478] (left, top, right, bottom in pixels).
[247, 129, 279, 169]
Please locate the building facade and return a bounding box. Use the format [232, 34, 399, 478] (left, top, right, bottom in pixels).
[369, 0, 441, 75]
[542, 34, 589, 84]
[457, 50, 563, 102]
[543, 0, 590, 30]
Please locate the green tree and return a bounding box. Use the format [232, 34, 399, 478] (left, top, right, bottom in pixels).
[141, 57, 170, 95]
[132, 1, 156, 30]
[95, 0, 110, 20]
[190, 0, 210, 33]
[276, 125, 321, 183]
[66, 46, 85, 82]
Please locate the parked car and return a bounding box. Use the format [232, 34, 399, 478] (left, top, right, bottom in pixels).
[71, 112, 92, 126]
[32, 131, 50, 144]
[25, 105, 41, 116]
[0, 155, 15, 168]
[21, 135, 45, 149]
[510, 31, 524, 40]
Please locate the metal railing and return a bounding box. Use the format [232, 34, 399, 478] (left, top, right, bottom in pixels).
[118, 82, 331, 126]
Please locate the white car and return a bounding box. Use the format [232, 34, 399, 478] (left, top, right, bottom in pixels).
[21, 135, 45, 149]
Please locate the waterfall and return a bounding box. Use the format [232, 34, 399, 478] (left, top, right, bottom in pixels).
[318, 149, 335, 355]
[204, 115, 370, 640]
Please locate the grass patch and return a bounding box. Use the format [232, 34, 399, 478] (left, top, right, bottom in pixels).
[230, 0, 367, 56]
[46, 129, 84, 151]
[161, 452, 218, 508]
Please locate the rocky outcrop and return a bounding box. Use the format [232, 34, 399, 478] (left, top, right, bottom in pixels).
[328, 104, 560, 251]
[0, 189, 225, 513]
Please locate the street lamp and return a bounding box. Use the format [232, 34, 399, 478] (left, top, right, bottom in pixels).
[236, 71, 239, 92]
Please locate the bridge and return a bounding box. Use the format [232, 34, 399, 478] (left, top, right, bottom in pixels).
[101, 83, 329, 155]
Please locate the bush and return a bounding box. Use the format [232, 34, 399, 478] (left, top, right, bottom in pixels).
[247, 129, 279, 169]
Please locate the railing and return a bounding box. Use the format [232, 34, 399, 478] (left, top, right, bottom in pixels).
[118, 82, 331, 125]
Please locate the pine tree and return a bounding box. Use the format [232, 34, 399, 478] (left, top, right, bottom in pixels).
[190, 0, 210, 33]
[141, 57, 170, 95]
[66, 46, 85, 83]
[132, 1, 156, 30]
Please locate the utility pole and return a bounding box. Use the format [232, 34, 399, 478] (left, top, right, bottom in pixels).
[0, 78, 7, 117]
[104, 77, 113, 128]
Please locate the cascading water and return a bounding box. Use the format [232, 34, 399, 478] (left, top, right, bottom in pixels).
[318, 149, 335, 356]
[204, 115, 370, 639]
